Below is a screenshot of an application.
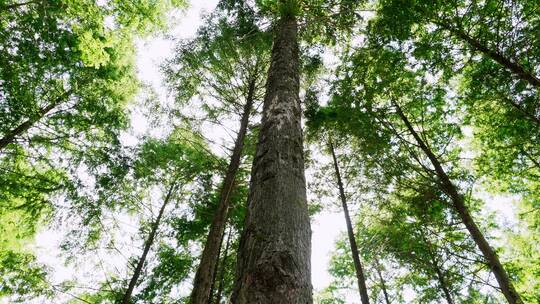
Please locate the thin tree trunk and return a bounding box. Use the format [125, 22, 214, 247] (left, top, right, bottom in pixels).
[190, 77, 255, 304]
[214, 227, 233, 304]
[501, 96, 540, 126]
[520, 148, 540, 170]
[421, 231, 454, 304]
[208, 224, 227, 302]
[0, 101, 57, 151]
[231, 11, 312, 304]
[120, 183, 176, 304]
[329, 140, 370, 304]
[393, 101, 523, 304]
[431, 255, 454, 304]
[373, 258, 391, 304]
[438, 22, 540, 88]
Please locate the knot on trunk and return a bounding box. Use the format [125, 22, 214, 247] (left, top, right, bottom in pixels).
[250, 249, 300, 295]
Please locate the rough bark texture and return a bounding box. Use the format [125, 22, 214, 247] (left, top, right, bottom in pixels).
[0, 101, 57, 151]
[393, 102, 523, 304]
[374, 258, 391, 304]
[230, 14, 312, 304]
[329, 140, 370, 304]
[120, 184, 175, 304]
[190, 79, 255, 304]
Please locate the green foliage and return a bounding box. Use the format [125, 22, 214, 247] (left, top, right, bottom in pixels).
[133, 244, 194, 302]
[304, 5, 532, 299]
[0, 250, 49, 301]
[0, 1, 186, 299]
[2, 0, 540, 303]
[164, 3, 270, 124]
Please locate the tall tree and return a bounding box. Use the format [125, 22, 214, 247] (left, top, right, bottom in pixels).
[393, 100, 523, 304]
[166, 9, 270, 304]
[213, 226, 233, 304]
[373, 258, 391, 304]
[308, 41, 522, 302]
[120, 183, 177, 304]
[328, 139, 370, 304]
[164, 5, 271, 302]
[365, 1, 540, 245]
[231, 1, 312, 302]
[0, 3, 187, 299]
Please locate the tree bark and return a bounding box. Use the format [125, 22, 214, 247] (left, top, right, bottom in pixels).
[230, 12, 312, 304]
[0, 101, 57, 151]
[373, 258, 391, 304]
[189, 77, 255, 304]
[120, 183, 176, 304]
[208, 224, 227, 303]
[214, 227, 233, 304]
[329, 140, 370, 304]
[393, 101, 523, 304]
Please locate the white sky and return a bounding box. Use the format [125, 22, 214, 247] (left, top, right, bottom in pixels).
[22, 1, 519, 304]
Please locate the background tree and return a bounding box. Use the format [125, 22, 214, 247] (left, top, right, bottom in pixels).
[0, 1, 187, 301]
[306, 39, 523, 302]
[164, 3, 271, 303]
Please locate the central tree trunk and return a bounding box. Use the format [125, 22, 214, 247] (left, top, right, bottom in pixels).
[393, 101, 523, 304]
[190, 77, 255, 304]
[329, 140, 370, 304]
[231, 12, 312, 304]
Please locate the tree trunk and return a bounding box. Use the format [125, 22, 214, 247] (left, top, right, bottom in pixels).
[373, 258, 391, 304]
[421, 231, 454, 304]
[230, 12, 312, 304]
[120, 183, 176, 304]
[431, 256, 454, 304]
[393, 101, 523, 304]
[0, 101, 57, 151]
[438, 22, 540, 88]
[329, 140, 370, 304]
[208, 224, 227, 303]
[190, 78, 255, 304]
[214, 227, 233, 304]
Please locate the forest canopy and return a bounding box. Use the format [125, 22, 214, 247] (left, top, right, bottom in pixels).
[0, 0, 539, 303]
